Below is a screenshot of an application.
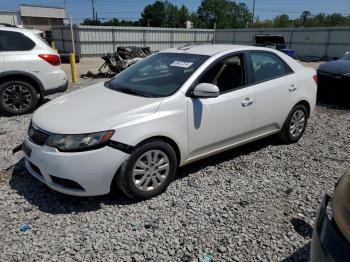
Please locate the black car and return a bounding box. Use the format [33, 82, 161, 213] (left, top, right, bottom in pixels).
[311, 168, 350, 261]
[317, 52, 350, 105]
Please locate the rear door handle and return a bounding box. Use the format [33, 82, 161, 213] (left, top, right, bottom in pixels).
[289, 84, 297, 92]
[241, 97, 254, 107]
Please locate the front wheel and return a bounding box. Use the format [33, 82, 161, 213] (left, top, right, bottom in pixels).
[115, 139, 177, 200]
[279, 104, 308, 144]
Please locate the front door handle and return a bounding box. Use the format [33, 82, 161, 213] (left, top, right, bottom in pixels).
[241, 97, 254, 107]
[289, 84, 297, 92]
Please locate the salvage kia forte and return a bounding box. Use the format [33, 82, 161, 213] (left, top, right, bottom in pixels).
[23, 45, 317, 199]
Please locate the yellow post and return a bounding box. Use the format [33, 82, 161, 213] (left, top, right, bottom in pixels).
[69, 53, 78, 84]
[51, 41, 56, 51]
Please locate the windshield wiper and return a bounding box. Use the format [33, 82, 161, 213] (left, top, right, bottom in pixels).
[114, 88, 153, 97]
[104, 80, 154, 97]
[104, 79, 113, 88]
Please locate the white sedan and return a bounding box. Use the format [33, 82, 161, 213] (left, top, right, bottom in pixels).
[23, 45, 317, 199]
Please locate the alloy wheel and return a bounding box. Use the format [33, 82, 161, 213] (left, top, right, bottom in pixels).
[289, 109, 306, 138]
[2, 84, 33, 111]
[132, 150, 170, 192]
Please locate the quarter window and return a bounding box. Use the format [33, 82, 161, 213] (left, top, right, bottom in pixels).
[250, 52, 291, 83]
[0, 31, 35, 51]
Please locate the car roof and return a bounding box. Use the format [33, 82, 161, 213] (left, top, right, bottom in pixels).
[0, 25, 42, 35]
[161, 44, 305, 73]
[160, 44, 281, 56]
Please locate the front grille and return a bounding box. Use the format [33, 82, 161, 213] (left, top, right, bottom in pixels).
[28, 124, 50, 146]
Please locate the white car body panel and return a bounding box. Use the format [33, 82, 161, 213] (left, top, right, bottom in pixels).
[24, 44, 317, 196]
[33, 83, 163, 134]
[24, 139, 128, 196]
[187, 85, 255, 159]
[0, 27, 67, 92]
[0, 54, 3, 72]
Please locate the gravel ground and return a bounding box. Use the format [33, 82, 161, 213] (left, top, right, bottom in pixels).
[0, 60, 349, 261]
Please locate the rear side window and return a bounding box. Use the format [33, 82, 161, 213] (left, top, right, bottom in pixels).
[249, 52, 292, 83]
[0, 31, 35, 51]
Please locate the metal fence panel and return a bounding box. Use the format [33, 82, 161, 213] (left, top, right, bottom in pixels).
[215, 27, 350, 58]
[52, 25, 350, 59]
[52, 25, 214, 56]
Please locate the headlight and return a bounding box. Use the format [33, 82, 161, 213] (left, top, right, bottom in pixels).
[45, 130, 114, 152]
[332, 167, 350, 242]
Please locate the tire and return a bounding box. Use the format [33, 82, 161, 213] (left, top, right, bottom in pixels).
[0, 81, 38, 116]
[279, 104, 308, 144]
[115, 139, 177, 200]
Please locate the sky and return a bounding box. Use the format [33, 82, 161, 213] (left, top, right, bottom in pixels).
[1, 0, 350, 23]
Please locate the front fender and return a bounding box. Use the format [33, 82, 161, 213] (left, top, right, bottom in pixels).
[110, 94, 188, 165]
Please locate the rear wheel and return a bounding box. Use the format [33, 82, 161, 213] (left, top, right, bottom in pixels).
[115, 140, 177, 200]
[279, 104, 308, 144]
[0, 81, 38, 116]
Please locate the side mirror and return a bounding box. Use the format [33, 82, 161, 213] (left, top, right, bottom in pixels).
[191, 83, 220, 98]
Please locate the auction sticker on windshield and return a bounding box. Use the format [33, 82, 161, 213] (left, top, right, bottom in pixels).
[170, 61, 194, 68]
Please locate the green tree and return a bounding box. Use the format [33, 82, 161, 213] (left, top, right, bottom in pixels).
[164, 2, 179, 27]
[197, 0, 252, 29]
[235, 3, 252, 28]
[310, 13, 327, 27]
[139, 1, 190, 28]
[178, 5, 190, 27]
[300, 11, 312, 26]
[326, 13, 347, 26]
[81, 18, 102, 25]
[140, 1, 166, 27]
[273, 14, 291, 27]
[254, 16, 273, 28]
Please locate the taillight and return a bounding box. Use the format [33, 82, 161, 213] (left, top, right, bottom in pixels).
[313, 74, 318, 84]
[38, 54, 61, 66]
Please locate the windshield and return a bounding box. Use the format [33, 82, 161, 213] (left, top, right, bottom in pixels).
[341, 52, 350, 61]
[107, 53, 209, 97]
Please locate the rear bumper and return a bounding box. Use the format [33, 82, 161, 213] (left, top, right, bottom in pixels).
[317, 71, 350, 100]
[43, 78, 68, 96]
[311, 195, 350, 262]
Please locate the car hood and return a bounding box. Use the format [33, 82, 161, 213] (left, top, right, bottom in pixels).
[32, 83, 163, 134]
[318, 60, 350, 76]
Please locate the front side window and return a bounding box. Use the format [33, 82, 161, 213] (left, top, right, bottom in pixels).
[249, 52, 291, 83]
[107, 53, 209, 97]
[0, 31, 36, 51]
[198, 54, 246, 93]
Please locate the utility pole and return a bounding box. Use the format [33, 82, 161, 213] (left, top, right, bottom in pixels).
[213, 0, 216, 44]
[91, 0, 96, 21]
[252, 0, 256, 25]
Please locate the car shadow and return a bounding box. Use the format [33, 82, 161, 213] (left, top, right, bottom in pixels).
[38, 97, 51, 106]
[9, 159, 138, 214]
[176, 135, 280, 180]
[9, 135, 280, 214]
[317, 96, 350, 110]
[290, 218, 313, 239]
[280, 242, 311, 262]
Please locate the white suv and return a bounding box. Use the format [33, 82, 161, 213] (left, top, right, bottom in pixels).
[0, 25, 67, 115]
[23, 45, 317, 199]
